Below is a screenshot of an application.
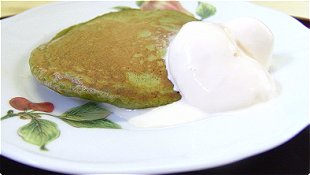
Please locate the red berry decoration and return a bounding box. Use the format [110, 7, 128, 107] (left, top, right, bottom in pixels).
[29, 102, 54, 112]
[9, 97, 54, 112]
[9, 97, 32, 111]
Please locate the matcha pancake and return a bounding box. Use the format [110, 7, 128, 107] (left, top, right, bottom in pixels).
[29, 9, 196, 109]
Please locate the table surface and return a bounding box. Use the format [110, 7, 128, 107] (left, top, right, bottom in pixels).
[1, 2, 309, 175]
[1, 1, 309, 19]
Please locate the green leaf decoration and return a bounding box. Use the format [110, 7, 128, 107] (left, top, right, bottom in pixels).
[19, 113, 33, 120]
[60, 102, 111, 121]
[1, 110, 17, 120]
[3, 98, 122, 151]
[196, 1, 216, 20]
[18, 119, 60, 151]
[136, 1, 145, 7]
[113, 6, 135, 11]
[62, 118, 121, 129]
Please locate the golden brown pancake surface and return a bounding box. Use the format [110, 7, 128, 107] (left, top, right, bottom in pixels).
[29, 9, 196, 108]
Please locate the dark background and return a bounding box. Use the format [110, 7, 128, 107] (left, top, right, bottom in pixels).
[1, 16, 309, 175]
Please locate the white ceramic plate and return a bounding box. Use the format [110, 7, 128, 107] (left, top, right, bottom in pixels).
[1, 1, 309, 174]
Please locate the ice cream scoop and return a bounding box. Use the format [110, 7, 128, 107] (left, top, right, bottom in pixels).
[168, 19, 276, 113]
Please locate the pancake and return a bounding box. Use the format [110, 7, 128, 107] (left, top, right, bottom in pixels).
[29, 9, 196, 109]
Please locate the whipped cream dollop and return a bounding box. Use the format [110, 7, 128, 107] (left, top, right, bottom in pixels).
[168, 17, 277, 113]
